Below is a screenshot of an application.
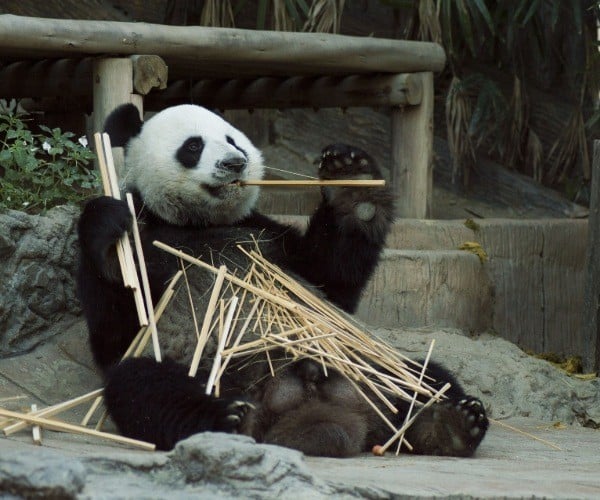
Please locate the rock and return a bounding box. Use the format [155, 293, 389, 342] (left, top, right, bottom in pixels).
[0, 205, 81, 356]
[375, 327, 600, 425]
[0, 445, 86, 499]
[172, 433, 327, 497]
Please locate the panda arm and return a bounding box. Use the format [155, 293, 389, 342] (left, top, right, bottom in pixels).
[259, 146, 394, 313]
[77, 196, 140, 370]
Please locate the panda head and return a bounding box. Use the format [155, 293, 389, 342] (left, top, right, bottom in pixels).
[104, 104, 265, 226]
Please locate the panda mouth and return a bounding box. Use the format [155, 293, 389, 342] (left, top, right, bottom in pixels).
[202, 180, 242, 197]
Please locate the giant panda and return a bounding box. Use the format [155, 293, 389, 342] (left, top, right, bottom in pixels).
[77, 103, 488, 456]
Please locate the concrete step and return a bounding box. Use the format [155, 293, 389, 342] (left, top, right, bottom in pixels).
[272, 215, 587, 357]
[356, 248, 492, 333]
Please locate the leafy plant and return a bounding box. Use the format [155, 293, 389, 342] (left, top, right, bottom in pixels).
[0, 109, 98, 213]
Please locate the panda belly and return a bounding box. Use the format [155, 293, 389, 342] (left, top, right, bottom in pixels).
[142, 223, 283, 377]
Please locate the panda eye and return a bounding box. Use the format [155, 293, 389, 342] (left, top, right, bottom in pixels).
[176, 136, 204, 169]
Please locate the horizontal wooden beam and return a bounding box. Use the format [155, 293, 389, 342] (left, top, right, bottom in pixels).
[0, 14, 446, 79]
[0, 56, 167, 98]
[147, 73, 422, 110]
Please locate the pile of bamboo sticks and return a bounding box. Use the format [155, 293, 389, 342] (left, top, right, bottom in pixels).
[153, 239, 450, 454]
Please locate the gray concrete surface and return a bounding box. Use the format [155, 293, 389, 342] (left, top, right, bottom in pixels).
[1, 320, 599, 499]
[1, 417, 599, 499]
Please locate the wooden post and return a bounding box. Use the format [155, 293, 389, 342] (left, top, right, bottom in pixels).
[390, 72, 434, 219]
[93, 58, 143, 175]
[582, 139, 600, 372]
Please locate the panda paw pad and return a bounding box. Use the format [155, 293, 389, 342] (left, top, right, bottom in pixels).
[317, 144, 382, 181]
[455, 397, 488, 434]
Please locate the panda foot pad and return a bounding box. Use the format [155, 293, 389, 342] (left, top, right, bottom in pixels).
[410, 396, 488, 456]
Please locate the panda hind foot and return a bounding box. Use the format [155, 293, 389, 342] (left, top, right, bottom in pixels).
[213, 399, 255, 434]
[406, 396, 489, 457]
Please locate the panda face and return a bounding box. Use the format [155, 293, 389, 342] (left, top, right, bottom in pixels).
[123, 105, 264, 226]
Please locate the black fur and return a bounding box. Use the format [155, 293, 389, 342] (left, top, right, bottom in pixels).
[175, 136, 205, 169]
[77, 107, 488, 456]
[103, 104, 143, 147]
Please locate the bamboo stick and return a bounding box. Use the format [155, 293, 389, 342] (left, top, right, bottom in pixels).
[188, 265, 228, 377]
[379, 382, 451, 454]
[5, 388, 104, 436]
[153, 241, 299, 311]
[94, 133, 131, 288]
[206, 296, 239, 395]
[30, 404, 41, 445]
[0, 407, 155, 451]
[94, 132, 148, 326]
[395, 339, 435, 454]
[241, 179, 386, 187]
[126, 192, 161, 362]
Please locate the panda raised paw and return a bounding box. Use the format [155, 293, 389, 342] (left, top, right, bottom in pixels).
[318, 143, 383, 181]
[316, 144, 392, 223]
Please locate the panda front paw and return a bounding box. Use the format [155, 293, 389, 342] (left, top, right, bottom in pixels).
[318, 144, 382, 181]
[213, 399, 255, 434]
[406, 396, 488, 457]
[316, 144, 393, 225]
[78, 196, 132, 281]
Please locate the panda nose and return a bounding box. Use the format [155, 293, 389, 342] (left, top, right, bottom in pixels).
[219, 155, 247, 174]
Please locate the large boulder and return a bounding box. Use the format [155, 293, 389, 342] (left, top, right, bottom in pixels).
[0, 205, 81, 356]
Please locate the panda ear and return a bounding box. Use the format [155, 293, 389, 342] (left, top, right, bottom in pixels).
[103, 104, 143, 148]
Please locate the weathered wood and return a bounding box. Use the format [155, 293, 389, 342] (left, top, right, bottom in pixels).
[130, 55, 168, 95]
[93, 58, 134, 135]
[582, 140, 600, 372]
[0, 14, 446, 79]
[0, 56, 166, 98]
[391, 72, 434, 218]
[148, 73, 422, 110]
[0, 58, 92, 98]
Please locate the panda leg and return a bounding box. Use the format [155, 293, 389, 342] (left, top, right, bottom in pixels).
[103, 357, 253, 450]
[394, 361, 489, 457]
[262, 402, 368, 458]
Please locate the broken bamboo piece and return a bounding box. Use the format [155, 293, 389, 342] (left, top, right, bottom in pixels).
[5, 388, 104, 436]
[0, 407, 155, 451]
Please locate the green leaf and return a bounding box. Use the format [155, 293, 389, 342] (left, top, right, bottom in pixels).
[295, 0, 310, 16]
[0, 149, 13, 164]
[284, 0, 302, 26]
[256, 0, 268, 29]
[471, 0, 495, 34]
[519, 0, 542, 26]
[456, 0, 476, 56]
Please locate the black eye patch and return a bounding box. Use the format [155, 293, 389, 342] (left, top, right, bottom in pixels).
[226, 135, 247, 158]
[176, 136, 205, 169]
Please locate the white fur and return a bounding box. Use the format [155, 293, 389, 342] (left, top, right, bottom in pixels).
[123, 105, 264, 226]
